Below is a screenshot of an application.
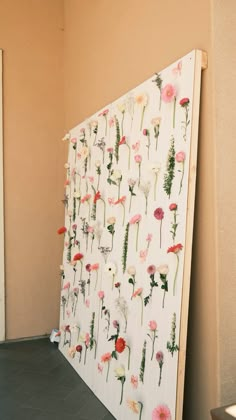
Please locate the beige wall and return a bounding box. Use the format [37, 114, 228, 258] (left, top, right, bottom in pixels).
[64, 1, 218, 419]
[0, 0, 65, 339]
[213, 0, 236, 405]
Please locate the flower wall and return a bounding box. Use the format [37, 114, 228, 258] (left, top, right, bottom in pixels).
[58, 50, 201, 420]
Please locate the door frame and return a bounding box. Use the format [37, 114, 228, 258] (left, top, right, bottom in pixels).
[0, 49, 5, 341]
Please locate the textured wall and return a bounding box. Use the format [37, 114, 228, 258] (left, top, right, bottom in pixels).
[64, 1, 218, 419]
[0, 0, 65, 339]
[213, 0, 236, 405]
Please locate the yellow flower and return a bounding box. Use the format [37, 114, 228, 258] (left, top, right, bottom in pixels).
[114, 365, 125, 378]
[117, 102, 126, 113]
[62, 133, 70, 141]
[127, 399, 139, 414]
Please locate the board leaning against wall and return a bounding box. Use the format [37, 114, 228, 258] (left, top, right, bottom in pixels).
[58, 50, 206, 420]
[0, 49, 5, 342]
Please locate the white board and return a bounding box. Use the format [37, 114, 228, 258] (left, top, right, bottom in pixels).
[58, 50, 205, 420]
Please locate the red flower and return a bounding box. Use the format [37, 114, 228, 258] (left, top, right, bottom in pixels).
[142, 128, 149, 136]
[115, 282, 121, 288]
[114, 196, 126, 205]
[86, 264, 92, 272]
[94, 191, 101, 203]
[154, 208, 164, 220]
[73, 253, 84, 261]
[119, 136, 126, 146]
[179, 97, 189, 107]
[167, 243, 183, 254]
[65, 325, 70, 332]
[57, 226, 67, 235]
[169, 203, 177, 211]
[76, 345, 82, 353]
[115, 337, 126, 353]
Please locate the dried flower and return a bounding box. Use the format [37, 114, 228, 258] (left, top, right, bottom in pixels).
[57, 226, 67, 235]
[152, 404, 171, 420]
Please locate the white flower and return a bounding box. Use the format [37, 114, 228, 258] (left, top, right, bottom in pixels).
[127, 266, 136, 276]
[127, 178, 137, 187]
[110, 169, 122, 182]
[64, 163, 70, 169]
[59, 265, 64, 271]
[62, 133, 70, 141]
[104, 262, 117, 276]
[95, 160, 101, 168]
[114, 365, 125, 378]
[157, 264, 169, 275]
[149, 162, 161, 174]
[90, 120, 98, 128]
[73, 190, 81, 199]
[139, 181, 151, 197]
[151, 117, 161, 126]
[107, 216, 116, 225]
[117, 102, 126, 113]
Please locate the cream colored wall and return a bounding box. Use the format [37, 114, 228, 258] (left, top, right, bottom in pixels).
[0, 0, 65, 339]
[64, 1, 218, 419]
[213, 0, 236, 405]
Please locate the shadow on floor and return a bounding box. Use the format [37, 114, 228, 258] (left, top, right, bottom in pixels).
[0, 338, 115, 420]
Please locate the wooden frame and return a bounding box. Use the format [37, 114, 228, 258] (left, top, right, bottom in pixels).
[0, 49, 5, 342]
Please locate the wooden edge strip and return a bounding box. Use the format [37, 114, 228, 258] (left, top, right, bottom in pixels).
[175, 49, 205, 420]
[0, 49, 5, 342]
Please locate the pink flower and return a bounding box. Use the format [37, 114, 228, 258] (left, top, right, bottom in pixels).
[91, 263, 99, 271]
[80, 128, 85, 134]
[108, 197, 115, 206]
[146, 233, 153, 243]
[129, 214, 142, 224]
[132, 288, 143, 298]
[98, 109, 109, 117]
[156, 351, 164, 363]
[85, 299, 90, 308]
[72, 224, 77, 230]
[101, 352, 112, 363]
[113, 320, 119, 329]
[132, 141, 140, 152]
[87, 226, 94, 233]
[175, 151, 186, 163]
[149, 320, 157, 331]
[107, 147, 114, 153]
[85, 333, 90, 347]
[142, 128, 149, 136]
[63, 281, 70, 290]
[169, 203, 177, 211]
[81, 194, 91, 203]
[98, 290, 105, 299]
[130, 375, 138, 389]
[179, 97, 189, 107]
[139, 249, 148, 263]
[88, 176, 94, 183]
[152, 404, 171, 420]
[70, 137, 77, 144]
[161, 84, 176, 103]
[154, 208, 164, 220]
[134, 154, 142, 163]
[114, 195, 126, 205]
[64, 179, 70, 187]
[147, 265, 156, 275]
[108, 118, 115, 128]
[97, 363, 103, 373]
[119, 136, 126, 145]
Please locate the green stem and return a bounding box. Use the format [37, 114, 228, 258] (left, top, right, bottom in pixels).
[112, 274, 115, 290]
[140, 105, 146, 131]
[158, 365, 162, 387]
[106, 361, 110, 383]
[173, 254, 179, 296]
[120, 381, 124, 405]
[136, 222, 140, 252]
[138, 163, 141, 186]
[97, 174, 100, 191]
[121, 112, 125, 137]
[94, 341, 97, 359]
[126, 144, 131, 170]
[105, 116, 107, 137]
[101, 198, 106, 227]
[138, 402, 143, 420]
[160, 219, 162, 248]
[179, 162, 185, 195]
[162, 291, 166, 309]
[95, 271, 98, 291]
[151, 333, 156, 361]
[80, 261, 83, 282]
[118, 181, 121, 200]
[147, 135, 150, 159]
[140, 296, 143, 326]
[145, 196, 148, 215]
[84, 347, 87, 365]
[129, 194, 132, 213]
[173, 97, 176, 129]
[154, 173, 158, 201]
[121, 203, 125, 226]
[127, 345, 131, 370]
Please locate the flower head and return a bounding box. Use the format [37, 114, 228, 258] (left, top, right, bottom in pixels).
[146, 233, 153, 243]
[139, 249, 148, 263]
[147, 265, 156, 275]
[73, 253, 83, 262]
[127, 266, 136, 276]
[167, 243, 183, 254]
[176, 151, 186, 163]
[70, 137, 77, 144]
[119, 136, 126, 146]
[86, 263, 92, 272]
[161, 84, 176, 103]
[81, 194, 91, 203]
[98, 108, 109, 117]
[152, 404, 171, 420]
[113, 320, 119, 329]
[114, 365, 125, 378]
[80, 146, 89, 160]
[130, 375, 138, 389]
[107, 216, 116, 225]
[135, 93, 148, 106]
[114, 196, 126, 205]
[101, 352, 112, 363]
[129, 214, 142, 225]
[157, 264, 169, 275]
[115, 337, 126, 353]
[179, 97, 190, 107]
[127, 400, 139, 414]
[132, 141, 140, 152]
[57, 226, 67, 235]
[134, 154, 142, 164]
[132, 287, 143, 298]
[154, 207, 164, 220]
[76, 345, 82, 353]
[62, 281, 70, 290]
[62, 133, 70, 141]
[149, 162, 161, 174]
[98, 290, 105, 300]
[156, 351, 164, 363]
[94, 191, 101, 203]
[149, 320, 157, 331]
[169, 203, 177, 211]
[68, 346, 76, 358]
[91, 263, 99, 271]
[151, 117, 161, 126]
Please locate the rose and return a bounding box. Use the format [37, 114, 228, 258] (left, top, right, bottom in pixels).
[175, 151, 186, 163]
[115, 337, 126, 353]
[157, 264, 169, 275]
[149, 320, 157, 331]
[169, 203, 177, 211]
[147, 265, 156, 275]
[179, 97, 189, 107]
